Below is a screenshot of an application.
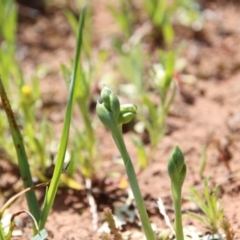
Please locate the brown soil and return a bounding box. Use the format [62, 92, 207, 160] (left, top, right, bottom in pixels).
[1, 1, 240, 239]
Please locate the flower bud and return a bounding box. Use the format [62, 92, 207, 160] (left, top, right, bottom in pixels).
[96, 101, 117, 132]
[168, 146, 186, 187]
[97, 86, 137, 131]
[100, 86, 120, 123]
[118, 104, 137, 125]
[97, 86, 122, 132]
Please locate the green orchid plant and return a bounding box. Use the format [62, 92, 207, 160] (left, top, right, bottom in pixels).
[168, 146, 187, 240]
[97, 86, 156, 240]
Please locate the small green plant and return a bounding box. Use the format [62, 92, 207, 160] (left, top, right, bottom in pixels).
[0, 0, 23, 163]
[128, 50, 176, 162]
[117, 42, 145, 95]
[109, 0, 203, 46]
[0, 0, 21, 88]
[141, 0, 174, 46]
[97, 86, 156, 240]
[142, 51, 176, 155]
[108, 0, 134, 40]
[0, 0, 54, 175]
[116, 44, 177, 165]
[0, 7, 87, 239]
[97, 87, 190, 239]
[142, 0, 203, 45]
[186, 178, 224, 235]
[20, 77, 54, 175]
[106, 0, 202, 167]
[168, 146, 186, 240]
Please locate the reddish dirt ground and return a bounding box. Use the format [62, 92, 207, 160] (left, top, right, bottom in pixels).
[1, 1, 240, 239]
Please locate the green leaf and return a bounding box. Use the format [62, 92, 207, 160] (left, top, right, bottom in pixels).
[168, 146, 186, 187]
[0, 78, 41, 224]
[186, 179, 224, 233]
[64, 9, 78, 36]
[39, 6, 87, 229]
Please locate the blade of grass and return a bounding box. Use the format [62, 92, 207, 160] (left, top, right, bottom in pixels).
[39, 7, 87, 229]
[0, 77, 40, 223]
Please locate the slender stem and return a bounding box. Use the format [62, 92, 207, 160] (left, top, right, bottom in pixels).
[96, 86, 155, 239]
[112, 127, 156, 240]
[171, 184, 184, 240]
[0, 223, 5, 239]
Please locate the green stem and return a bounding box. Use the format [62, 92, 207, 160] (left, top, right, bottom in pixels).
[112, 127, 156, 240]
[171, 184, 184, 240]
[0, 223, 5, 239]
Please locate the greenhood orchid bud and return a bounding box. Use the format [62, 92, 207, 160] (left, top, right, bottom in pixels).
[100, 86, 120, 122]
[97, 86, 120, 132]
[119, 103, 137, 125]
[97, 86, 137, 131]
[168, 146, 186, 188]
[96, 86, 156, 240]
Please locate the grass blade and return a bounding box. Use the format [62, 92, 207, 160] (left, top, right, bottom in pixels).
[0, 77, 40, 223]
[39, 7, 87, 229]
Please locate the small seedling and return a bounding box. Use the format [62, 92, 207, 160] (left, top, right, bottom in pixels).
[0, 6, 87, 239]
[141, 0, 174, 45]
[108, 0, 134, 39]
[116, 46, 177, 164]
[97, 86, 156, 240]
[168, 146, 186, 240]
[186, 178, 224, 235]
[139, 50, 176, 158]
